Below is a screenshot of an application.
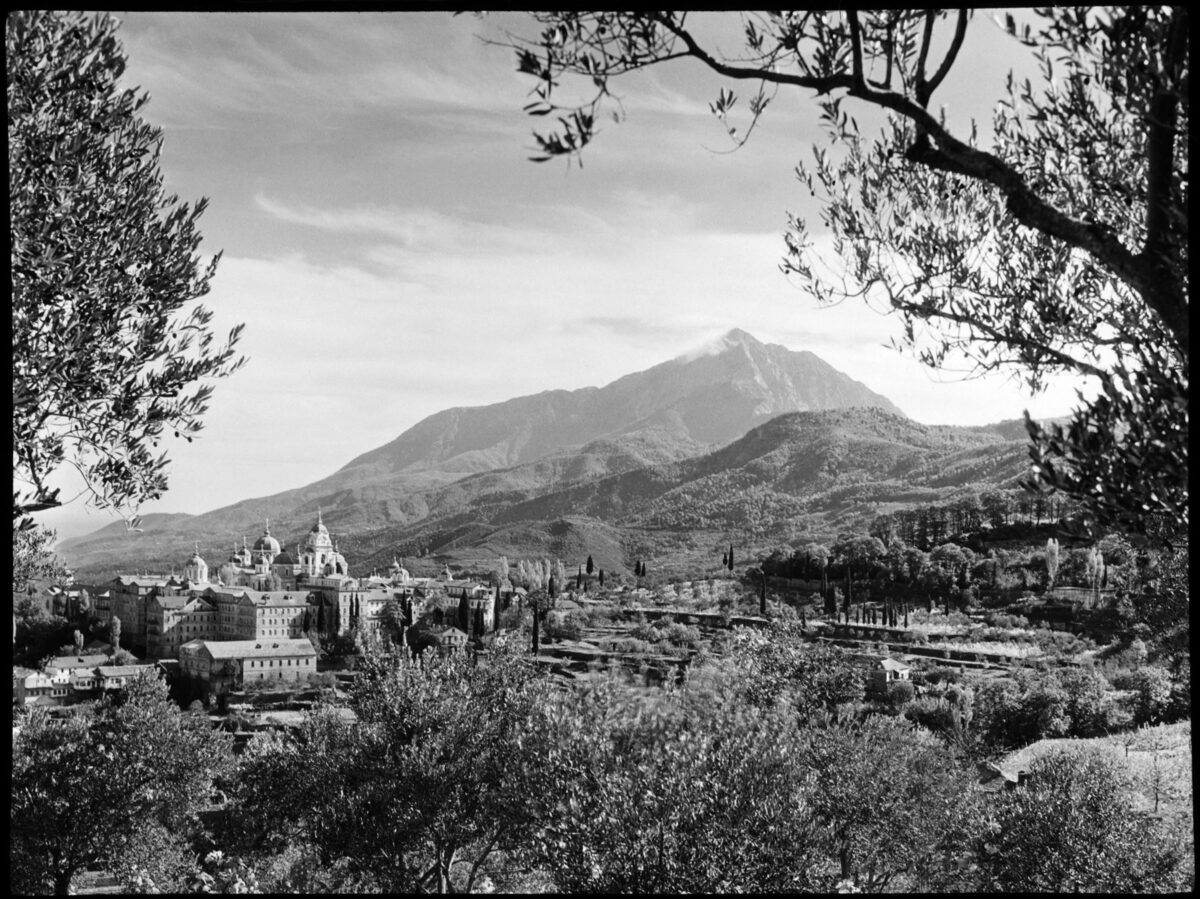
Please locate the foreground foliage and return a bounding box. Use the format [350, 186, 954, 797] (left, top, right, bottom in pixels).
[11, 675, 232, 895]
[9, 10, 244, 526]
[976, 746, 1191, 892]
[228, 639, 557, 892]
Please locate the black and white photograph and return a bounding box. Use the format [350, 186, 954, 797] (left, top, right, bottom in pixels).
[12, 8, 1190, 894]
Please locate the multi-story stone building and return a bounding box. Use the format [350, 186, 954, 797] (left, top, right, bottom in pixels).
[147, 595, 218, 660]
[178, 638, 318, 695]
[101, 575, 190, 653]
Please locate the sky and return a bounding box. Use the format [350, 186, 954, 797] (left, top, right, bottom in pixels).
[39, 10, 1094, 543]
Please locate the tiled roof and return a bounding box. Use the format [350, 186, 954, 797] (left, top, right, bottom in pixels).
[96, 666, 150, 677]
[46, 654, 110, 670]
[879, 658, 911, 671]
[204, 587, 313, 607]
[113, 576, 167, 587]
[181, 638, 317, 660]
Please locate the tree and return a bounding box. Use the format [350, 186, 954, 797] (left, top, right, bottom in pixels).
[11, 673, 232, 894]
[526, 675, 822, 892]
[1058, 668, 1109, 737]
[975, 746, 1190, 892]
[1045, 537, 1061, 587]
[13, 524, 69, 595]
[585, 554, 594, 575]
[109, 615, 122, 651]
[9, 11, 245, 528]
[216, 562, 238, 587]
[229, 639, 559, 893]
[497, 9, 1188, 539]
[799, 715, 980, 891]
[733, 624, 865, 721]
[1130, 665, 1173, 726]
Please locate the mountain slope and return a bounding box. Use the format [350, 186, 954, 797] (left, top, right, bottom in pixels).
[61, 330, 903, 571]
[330, 407, 1031, 577]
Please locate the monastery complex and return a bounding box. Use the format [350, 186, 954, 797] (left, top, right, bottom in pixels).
[68, 512, 504, 697]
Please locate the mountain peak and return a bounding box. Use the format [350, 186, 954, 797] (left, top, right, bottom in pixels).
[674, 328, 761, 363]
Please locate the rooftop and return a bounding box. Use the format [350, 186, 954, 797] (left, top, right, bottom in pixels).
[46, 654, 111, 671]
[180, 638, 318, 660]
[96, 665, 152, 677]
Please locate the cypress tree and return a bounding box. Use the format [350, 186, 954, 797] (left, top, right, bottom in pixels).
[598, 569, 605, 588]
[586, 554, 594, 575]
[532, 598, 539, 654]
[728, 544, 734, 571]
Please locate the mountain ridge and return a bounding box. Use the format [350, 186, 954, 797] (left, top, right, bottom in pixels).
[58, 331, 1030, 577]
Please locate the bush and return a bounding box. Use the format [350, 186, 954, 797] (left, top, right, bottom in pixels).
[1130, 666, 1173, 726]
[904, 696, 957, 736]
[925, 666, 961, 686]
[1059, 668, 1109, 737]
[886, 679, 916, 710]
[611, 638, 655, 655]
[984, 612, 1030, 629]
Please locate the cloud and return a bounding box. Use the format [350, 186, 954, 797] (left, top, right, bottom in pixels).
[253, 194, 461, 247]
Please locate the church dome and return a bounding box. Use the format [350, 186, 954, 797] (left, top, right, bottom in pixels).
[253, 526, 281, 556]
[185, 544, 209, 583]
[272, 550, 296, 567]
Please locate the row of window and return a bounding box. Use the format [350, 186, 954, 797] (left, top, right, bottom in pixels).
[247, 658, 311, 668]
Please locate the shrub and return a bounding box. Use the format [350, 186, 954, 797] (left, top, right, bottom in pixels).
[1059, 668, 1109, 737]
[984, 612, 1030, 629]
[611, 638, 655, 655]
[1130, 666, 1173, 726]
[886, 679, 916, 710]
[925, 666, 960, 686]
[904, 697, 957, 737]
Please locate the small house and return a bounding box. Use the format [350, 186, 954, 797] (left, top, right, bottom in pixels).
[871, 657, 911, 693]
[427, 626, 469, 654]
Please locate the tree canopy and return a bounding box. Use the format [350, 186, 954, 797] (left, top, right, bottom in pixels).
[11, 673, 232, 895]
[492, 9, 1188, 541]
[9, 10, 244, 528]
